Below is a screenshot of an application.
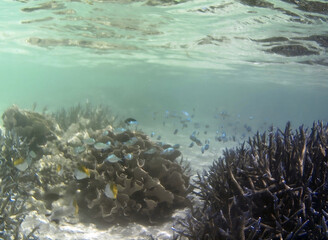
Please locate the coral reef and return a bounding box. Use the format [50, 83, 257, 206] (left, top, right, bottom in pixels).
[174, 121, 328, 239]
[0, 128, 38, 240]
[62, 126, 191, 223]
[52, 102, 118, 131]
[0, 105, 191, 227]
[2, 105, 58, 150]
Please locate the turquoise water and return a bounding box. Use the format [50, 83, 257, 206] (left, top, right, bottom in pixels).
[1, 1, 328, 239]
[1, 0, 327, 128]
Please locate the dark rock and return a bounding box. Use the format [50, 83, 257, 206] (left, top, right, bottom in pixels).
[239, 0, 274, 8]
[267, 44, 319, 56]
[282, 0, 328, 14]
[304, 35, 328, 48]
[253, 36, 289, 43]
[2, 105, 58, 148]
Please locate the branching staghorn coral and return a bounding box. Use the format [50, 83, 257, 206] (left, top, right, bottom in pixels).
[174, 121, 328, 240]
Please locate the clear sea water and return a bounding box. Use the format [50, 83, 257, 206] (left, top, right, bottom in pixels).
[1, 0, 327, 128]
[0, 0, 328, 238]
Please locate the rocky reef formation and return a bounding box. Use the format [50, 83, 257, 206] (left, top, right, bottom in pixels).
[0, 105, 190, 228]
[174, 121, 328, 239]
[2, 105, 58, 150]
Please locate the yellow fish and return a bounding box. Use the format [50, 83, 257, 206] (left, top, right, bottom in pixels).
[74, 165, 90, 180]
[104, 183, 118, 199]
[56, 164, 63, 176]
[13, 157, 28, 171]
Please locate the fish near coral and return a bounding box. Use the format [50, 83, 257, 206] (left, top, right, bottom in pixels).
[161, 147, 175, 156]
[104, 154, 121, 163]
[94, 142, 111, 150]
[124, 118, 138, 125]
[74, 165, 90, 180]
[13, 157, 29, 171]
[104, 183, 118, 199]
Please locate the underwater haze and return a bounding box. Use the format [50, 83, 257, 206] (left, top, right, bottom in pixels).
[1, 0, 327, 128]
[0, 0, 328, 239]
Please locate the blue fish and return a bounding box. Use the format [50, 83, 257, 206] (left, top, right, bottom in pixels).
[172, 144, 180, 149]
[83, 138, 95, 145]
[182, 110, 190, 117]
[190, 131, 202, 146]
[201, 146, 205, 154]
[124, 118, 138, 125]
[74, 146, 86, 154]
[161, 147, 175, 155]
[104, 154, 121, 163]
[204, 143, 209, 150]
[124, 153, 133, 161]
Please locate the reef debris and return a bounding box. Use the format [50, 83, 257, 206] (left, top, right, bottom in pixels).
[174, 121, 328, 239]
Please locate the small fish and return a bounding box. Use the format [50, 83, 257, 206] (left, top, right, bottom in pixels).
[144, 148, 157, 155]
[161, 147, 175, 155]
[190, 132, 202, 146]
[74, 146, 86, 154]
[14, 157, 28, 171]
[173, 129, 178, 135]
[57, 164, 63, 176]
[124, 118, 138, 125]
[150, 131, 155, 137]
[74, 165, 90, 180]
[94, 142, 111, 150]
[124, 153, 133, 160]
[189, 142, 194, 148]
[104, 154, 121, 163]
[104, 183, 118, 199]
[201, 146, 205, 154]
[180, 118, 191, 123]
[204, 143, 210, 150]
[172, 144, 180, 149]
[113, 128, 127, 134]
[83, 138, 95, 145]
[182, 111, 190, 117]
[29, 151, 37, 158]
[124, 137, 138, 146]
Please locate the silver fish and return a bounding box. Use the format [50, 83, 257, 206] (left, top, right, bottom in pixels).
[104, 154, 121, 163]
[161, 147, 175, 155]
[94, 142, 111, 150]
[83, 138, 95, 145]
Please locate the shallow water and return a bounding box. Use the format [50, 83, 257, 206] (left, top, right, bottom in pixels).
[1, 0, 328, 239]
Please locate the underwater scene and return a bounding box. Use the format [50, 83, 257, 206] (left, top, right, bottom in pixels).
[0, 0, 328, 239]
